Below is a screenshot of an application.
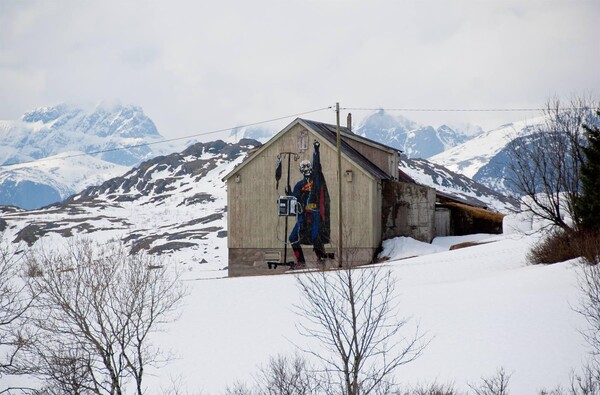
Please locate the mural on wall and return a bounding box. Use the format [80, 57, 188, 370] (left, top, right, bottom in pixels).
[275, 140, 330, 269]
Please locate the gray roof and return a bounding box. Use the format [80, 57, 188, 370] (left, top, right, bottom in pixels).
[300, 119, 391, 180]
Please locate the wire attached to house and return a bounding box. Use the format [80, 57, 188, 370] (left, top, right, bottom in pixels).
[0, 106, 333, 168]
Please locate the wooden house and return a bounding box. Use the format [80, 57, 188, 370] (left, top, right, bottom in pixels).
[223, 118, 437, 277]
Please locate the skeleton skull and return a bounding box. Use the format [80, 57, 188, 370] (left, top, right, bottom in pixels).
[299, 160, 312, 177]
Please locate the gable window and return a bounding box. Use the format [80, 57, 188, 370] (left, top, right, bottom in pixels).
[298, 129, 308, 152]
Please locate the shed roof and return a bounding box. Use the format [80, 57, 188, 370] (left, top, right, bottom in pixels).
[435, 190, 488, 209]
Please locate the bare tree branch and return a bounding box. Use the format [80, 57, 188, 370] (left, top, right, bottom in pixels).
[295, 264, 428, 395]
[506, 96, 600, 232]
[17, 238, 187, 394]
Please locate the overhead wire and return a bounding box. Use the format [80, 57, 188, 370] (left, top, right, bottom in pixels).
[0, 106, 333, 168]
[342, 106, 552, 112]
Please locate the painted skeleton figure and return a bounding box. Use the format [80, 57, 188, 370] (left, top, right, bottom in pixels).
[287, 140, 330, 268]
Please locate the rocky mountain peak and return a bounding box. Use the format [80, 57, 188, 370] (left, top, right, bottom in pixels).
[356, 110, 480, 159]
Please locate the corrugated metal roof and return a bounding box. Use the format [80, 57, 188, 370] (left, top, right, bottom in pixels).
[300, 119, 393, 181]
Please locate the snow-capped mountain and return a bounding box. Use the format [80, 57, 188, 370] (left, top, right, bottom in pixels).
[227, 126, 275, 143]
[0, 102, 168, 167]
[355, 110, 482, 158]
[0, 102, 178, 209]
[430, 116, 546, 196]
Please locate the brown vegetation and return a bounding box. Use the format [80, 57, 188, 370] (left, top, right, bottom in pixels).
[528, 229, 600, 265]
[449, 241, 494, 251]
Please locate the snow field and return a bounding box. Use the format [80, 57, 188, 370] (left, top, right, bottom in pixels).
[141, 215, 588, 393]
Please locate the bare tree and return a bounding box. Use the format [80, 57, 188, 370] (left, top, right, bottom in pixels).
[468, 368, 511, 395]
[0, 242, 32, 378]
[225, 353, 320, 395]
[254, 354, 320, 395]
[395, 381, 461, 395]
[538, 363, 600, 395]
[506, 96, 599, 231]
[295, 264, 427, 395]
[577, 262, 600, 361]
[19, 238, 187, 394]
[568, 363, 600, 395]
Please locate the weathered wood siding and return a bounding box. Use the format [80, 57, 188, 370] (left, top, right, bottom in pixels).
[434, 208, 451, 237]
[227, 124, 379, 253]
[343, 138, 398, 179]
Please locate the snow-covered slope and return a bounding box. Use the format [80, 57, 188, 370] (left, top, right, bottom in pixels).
[227, 125, 276, 143]
[429, 117, 546, 195]
[356, 110, 482, 158]
[0, 102, 169, 167]
[399, 155, 517, 212]
[0, 139, 260, 276]
[0, 152, 129, 209]
[35, 221, 584, 393]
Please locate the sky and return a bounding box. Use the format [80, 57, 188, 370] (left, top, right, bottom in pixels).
[1, 0, 599, 140]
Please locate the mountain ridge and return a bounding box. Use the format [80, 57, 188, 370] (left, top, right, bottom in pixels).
[0, 102, 176, 209]
[355, 110, 483, 159]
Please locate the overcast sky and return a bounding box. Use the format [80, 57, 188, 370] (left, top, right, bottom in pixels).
[1, 0, 599, 140]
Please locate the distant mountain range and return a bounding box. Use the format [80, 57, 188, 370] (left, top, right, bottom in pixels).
[355, 110, 483, 158]
[430, 116, 547, 196]
[0, 102, 176, 209]
[224, 110, 484, 159]
[1, 102, 535, 211]
[0, 102, 167, 166]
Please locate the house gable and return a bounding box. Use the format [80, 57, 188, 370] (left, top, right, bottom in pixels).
[223, 118, 399, 183]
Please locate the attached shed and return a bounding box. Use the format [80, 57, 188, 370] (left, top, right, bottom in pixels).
[223, 118, 437, 277]
[435, 191, 504, 235]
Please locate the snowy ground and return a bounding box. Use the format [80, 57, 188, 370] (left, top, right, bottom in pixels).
[140, 225, 587, 393]
[2, 216, 590, 393]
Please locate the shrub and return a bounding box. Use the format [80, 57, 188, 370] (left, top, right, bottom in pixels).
[528, 230, 600, 265]
[397, 381, 462, 395]
[528, 230, 582, 265]
[577, 230, 600, 265]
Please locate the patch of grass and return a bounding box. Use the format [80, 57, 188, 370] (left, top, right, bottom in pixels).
[449, 241, 494, 250]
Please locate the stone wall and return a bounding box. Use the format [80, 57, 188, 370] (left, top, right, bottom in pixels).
[381, 180, 436, 243]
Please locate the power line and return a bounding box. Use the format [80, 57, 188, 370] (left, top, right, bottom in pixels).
[1, 106, 333, 168]
[341, 106, 553, 112]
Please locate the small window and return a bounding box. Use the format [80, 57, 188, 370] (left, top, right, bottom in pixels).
[298, 129, 308, 152]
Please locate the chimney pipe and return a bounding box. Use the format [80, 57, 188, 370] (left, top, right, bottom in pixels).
[346, 113, 352, 132]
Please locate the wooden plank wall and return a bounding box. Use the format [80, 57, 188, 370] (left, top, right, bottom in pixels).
[228, 124, 379, 251]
